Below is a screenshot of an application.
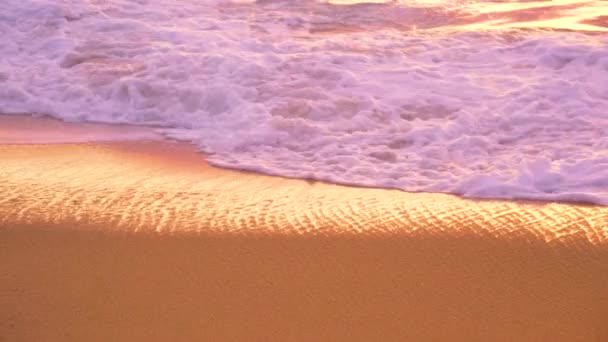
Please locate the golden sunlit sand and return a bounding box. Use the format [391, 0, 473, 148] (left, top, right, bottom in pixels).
[1, 116, 608, 341]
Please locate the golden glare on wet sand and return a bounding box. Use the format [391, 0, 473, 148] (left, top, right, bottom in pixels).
[1, 118, 608, 341]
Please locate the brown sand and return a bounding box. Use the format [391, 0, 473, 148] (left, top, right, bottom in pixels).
[0, 114, 161, 144]
[1, 117, 608, 341]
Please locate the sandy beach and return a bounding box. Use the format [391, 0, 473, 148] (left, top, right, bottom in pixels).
[1, 117, 608, 341]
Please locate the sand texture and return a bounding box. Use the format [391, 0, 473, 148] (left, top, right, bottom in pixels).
[1, 118, 608, 341]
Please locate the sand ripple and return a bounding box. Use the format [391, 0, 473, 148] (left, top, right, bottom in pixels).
[2, 141, 608, 341]
[0, 142, 606, 244]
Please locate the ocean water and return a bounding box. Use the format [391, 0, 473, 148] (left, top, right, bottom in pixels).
[1, 0, 607, 205]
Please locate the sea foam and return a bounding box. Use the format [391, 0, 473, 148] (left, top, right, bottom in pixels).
[1, 0, 608, 204]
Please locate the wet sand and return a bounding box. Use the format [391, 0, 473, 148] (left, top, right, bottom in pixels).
[1, 117, 608, 341]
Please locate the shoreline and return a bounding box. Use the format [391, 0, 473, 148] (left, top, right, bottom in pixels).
[1, 137, 606, 240]
[2, 116, 608, 341]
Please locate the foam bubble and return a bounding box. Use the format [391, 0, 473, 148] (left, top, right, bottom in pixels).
[2, 0, 608, 204]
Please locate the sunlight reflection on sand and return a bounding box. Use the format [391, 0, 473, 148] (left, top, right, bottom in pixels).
[2, 117, 608, 341]
[1, 138, 606, 243]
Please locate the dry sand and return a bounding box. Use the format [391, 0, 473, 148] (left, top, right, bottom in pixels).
[1, 116, 608, 341]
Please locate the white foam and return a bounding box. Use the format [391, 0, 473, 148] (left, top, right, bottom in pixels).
[1, 0, 608, 205]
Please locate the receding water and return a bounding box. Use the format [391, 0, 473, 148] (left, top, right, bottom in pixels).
[1, 0, 607, 204]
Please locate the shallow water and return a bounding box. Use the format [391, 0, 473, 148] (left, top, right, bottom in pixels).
[1, 0, 607, 204]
